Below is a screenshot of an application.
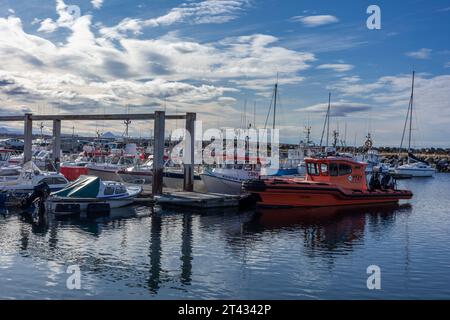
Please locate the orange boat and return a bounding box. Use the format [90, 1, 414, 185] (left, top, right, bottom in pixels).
[243, 156, 413, 208]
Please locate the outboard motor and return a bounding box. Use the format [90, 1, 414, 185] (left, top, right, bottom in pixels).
[380, 172, 395, 190]
[21, 182, 51, 217]
[368, 168, 382, 191]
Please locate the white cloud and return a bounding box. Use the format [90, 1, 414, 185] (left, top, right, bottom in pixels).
[445, 62, 450, 68]
[38, 0, 81, 33]
[406, 48, 432, 59]
[291, 15, 339, 27]
[298, 101, 371, 117]
[317, 63, 354, 72]
[100, 0, 249, 39]
[8, 8, 15, 14]
[91, 0, 104, 9]
[0, 13, 315, 135]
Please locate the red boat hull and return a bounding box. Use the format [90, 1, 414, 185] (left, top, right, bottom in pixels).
[60, 166, 89, 181]
[243, 180, 413, 208]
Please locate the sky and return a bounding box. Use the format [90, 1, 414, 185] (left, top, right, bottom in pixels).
[0, 0, 449, 147]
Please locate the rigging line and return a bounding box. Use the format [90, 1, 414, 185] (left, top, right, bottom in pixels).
[399, 97, 411, 152]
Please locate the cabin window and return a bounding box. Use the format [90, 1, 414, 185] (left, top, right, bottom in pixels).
[320, 163, 329, 176]
[52, 177, 68, 185]
[330, 163, 339, 176]
[115, 186, 127, 194]
[339, 164, 352, 176]
[39, 177, 67, 185]
[104, 187, 114, 195]
[307, 162, 319, 176]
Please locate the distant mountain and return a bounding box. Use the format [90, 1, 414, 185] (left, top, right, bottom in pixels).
[101, 131, 119, 139]
[0, 126, 21, 134]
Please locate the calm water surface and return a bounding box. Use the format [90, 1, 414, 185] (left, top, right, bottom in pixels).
[1, 174, 450, 299]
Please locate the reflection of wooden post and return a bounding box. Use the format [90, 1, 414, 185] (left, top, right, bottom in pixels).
[23, 113, 33, 163]
[152, 111, 165, 196]
[52, 120, 61, 172]
[180, 214, 193, 285]
[183, 113, 196, 192]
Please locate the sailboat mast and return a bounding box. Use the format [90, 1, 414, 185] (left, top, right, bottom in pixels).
[326, 92, 331, 148]
[319, 92, 331, 148]
[272, 81, 278, 130]
[408, 71, 415, 152]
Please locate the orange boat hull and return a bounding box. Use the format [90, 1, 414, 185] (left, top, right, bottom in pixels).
[243, 180, 413, 208]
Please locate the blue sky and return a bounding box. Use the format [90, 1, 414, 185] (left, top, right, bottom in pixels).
[0, 0, 449, 146]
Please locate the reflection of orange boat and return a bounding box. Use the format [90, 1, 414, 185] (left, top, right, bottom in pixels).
[243, 157, 413, 208]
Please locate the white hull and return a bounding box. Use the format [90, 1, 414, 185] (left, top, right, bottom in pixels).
[200, 173, 243, 195]
[46, 198, 135, 213]
[395, 167, 435, 177]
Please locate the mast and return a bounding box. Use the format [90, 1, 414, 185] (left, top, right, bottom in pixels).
[272, 79, 278, 130]
[253, 101, 256, 129]
[320, 92, 332, 148]
[408, 71, 415, 153]
[399, 70, 416, 160]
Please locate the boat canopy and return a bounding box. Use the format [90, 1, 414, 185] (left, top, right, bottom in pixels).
[53, 176, 100, 198]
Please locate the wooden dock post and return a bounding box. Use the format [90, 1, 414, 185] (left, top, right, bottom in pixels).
[23, 113, 33, 163]
[52, 119, 61, 172]
[152, 111, 165, 196]
[183, 112, 196, 192]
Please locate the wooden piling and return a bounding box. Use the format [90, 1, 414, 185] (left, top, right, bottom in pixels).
[152, 111, 165, 196]
[183, 112, 196, 192]
[23, 113, 33, 163]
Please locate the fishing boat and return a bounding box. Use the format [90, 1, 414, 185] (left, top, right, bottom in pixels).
[0, 161, 69, 194]
[46, 175, 142, 214]
[118, 156, 206, 191]
[87, 155, 139, 181]
[243, 156, 413, 208]
[0, 149, 21, 180]
[395, 71, 435, 178]
[201, 162, 260, 195]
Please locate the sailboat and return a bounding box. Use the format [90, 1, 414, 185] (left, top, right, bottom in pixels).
[395, 71, 435, 178]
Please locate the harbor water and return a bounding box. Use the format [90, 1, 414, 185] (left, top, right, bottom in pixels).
[1, 174, 450, 299]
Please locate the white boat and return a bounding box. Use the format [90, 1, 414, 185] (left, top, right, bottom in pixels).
[87, 155, 139, 181]
[394, 71, 435, 178]
[200, 164, 260, 195]
[46, 175, 142, 214]
[0, 149, 21, 179]
[163, 167, 206, 192]
[117, 156, 154, 184]
[118, 157, 206, 191]
[0, 162, 69, 194]
[395, 161, 435, 177]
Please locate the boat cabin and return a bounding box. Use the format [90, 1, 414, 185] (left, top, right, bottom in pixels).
[305, 157, 368, 191]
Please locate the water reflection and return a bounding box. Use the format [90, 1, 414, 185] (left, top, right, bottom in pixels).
[1, 201, 414, 298]
[148, 214, 162, 293]
[246, 203, 412, 253]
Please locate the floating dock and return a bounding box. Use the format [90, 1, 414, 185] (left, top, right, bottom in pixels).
[153, 191, 242, 209]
